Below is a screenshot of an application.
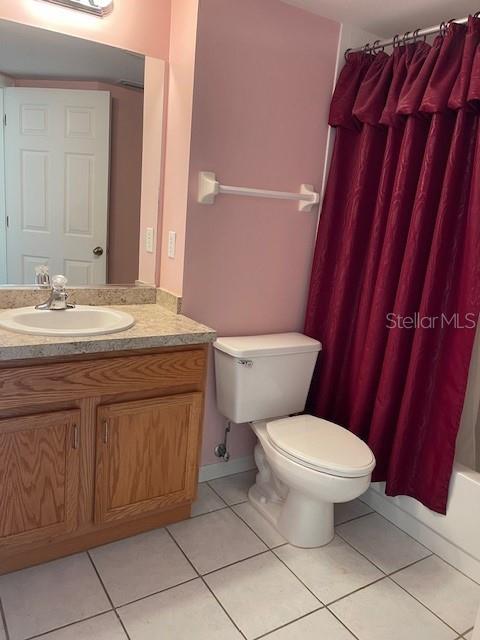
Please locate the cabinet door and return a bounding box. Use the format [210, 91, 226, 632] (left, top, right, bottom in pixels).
[94, 393, 203, 524]
[0, 410, 81, 549]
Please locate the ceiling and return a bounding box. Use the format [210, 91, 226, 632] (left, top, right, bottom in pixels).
[0, 19, 144, 85]
[282, 0, 479, 36]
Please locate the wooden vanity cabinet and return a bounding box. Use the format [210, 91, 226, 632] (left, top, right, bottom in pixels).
[0, 345, 207, 574]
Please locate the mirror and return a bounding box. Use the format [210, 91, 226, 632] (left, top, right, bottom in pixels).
[0, 19, 145, 286]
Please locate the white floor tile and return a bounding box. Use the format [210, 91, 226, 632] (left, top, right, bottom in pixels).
[0, 553, 110, 640]
[118, 578, 242, 640]
[275, 535, 383, 603]
[337, 513, 431, 573]
[392, 556, 480, 635]
[208, 470, 256, 505]
[89, 528, 196, 606]
[331, 578, 456, 640]
[38, 612, 127, 639]
[204, 551, 320, 639]
[191, 483, 227, 516]
[168, 508, 266, 574]
[232, 501, 286, 548]
[334, 499, 372, 525]
[263, 608, 356, 639]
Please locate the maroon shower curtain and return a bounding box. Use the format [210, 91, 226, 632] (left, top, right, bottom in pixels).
[305, 18, 480, 514]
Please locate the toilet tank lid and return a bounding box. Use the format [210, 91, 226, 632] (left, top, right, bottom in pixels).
[213, 333, 322, 358]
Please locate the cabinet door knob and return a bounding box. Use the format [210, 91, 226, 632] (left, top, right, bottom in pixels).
[93, 246, 104, 256]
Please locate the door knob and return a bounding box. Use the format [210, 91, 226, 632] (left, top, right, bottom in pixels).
[93, 246, 104, 256]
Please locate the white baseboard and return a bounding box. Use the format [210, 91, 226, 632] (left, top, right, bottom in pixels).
[363, 486, 480, 583]
[199, 455, 256, 483]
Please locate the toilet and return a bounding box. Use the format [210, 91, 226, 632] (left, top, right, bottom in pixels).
[213, 332, 375, 548]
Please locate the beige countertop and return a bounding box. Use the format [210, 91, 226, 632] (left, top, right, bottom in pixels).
[0, 304, 216, 361]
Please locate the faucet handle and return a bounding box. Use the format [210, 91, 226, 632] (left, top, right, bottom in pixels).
[52, 274, 68, 290]
[34, 265, 50, 287]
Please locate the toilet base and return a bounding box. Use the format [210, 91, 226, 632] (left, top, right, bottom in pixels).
[249, 482, 334, 548]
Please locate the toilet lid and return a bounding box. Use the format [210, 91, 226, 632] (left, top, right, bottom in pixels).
[266, 414, 375, 478]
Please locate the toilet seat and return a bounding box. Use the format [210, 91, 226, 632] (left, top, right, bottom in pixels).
[266, 414, 375, 478]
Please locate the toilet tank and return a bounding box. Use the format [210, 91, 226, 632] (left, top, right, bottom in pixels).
[213, 333, 322, 423]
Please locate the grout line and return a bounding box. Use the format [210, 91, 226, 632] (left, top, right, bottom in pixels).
[86, 552, 132, 640]
[323, 576, 387, 608]
[206, 481, 249, 508]
[205, 476, 251, 508]
[164, 528, 248, 640]
[388, 576, 465, 637]
[200, 548, 272, 578]
[0, 598, 10, 640]
[26, 611, 112, 640]
[267, 550, 324, 606]
[334, 511, 374, 527]
[325, 606, 362, 640]
[253, 605, 325, 640]
[201, 579, 248, 640]
[428, 552, 480, 587]
[334, 529, 388, 576]
[111, 609, 132, 640]
[358, 510, 432, 554]
[189, 504, 230, 519]
[228, 503, 284, 550]
[114, 576, 199, 610]
[333, 527, 433, 579]
[386, 553, 434, 577]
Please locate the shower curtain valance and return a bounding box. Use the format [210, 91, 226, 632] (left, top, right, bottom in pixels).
[330, 18, 480, 130]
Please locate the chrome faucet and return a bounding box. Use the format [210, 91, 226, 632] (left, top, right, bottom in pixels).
[35, 275, 75, 311]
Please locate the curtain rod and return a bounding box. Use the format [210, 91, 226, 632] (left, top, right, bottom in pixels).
[347, 14, 476, 55]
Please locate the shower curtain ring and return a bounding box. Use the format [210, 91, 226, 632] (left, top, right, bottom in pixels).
[392, 34, 400, 49]
[373, 39, 385, 53]
[344, 47, 352, 62]
[403, 31, 411, 45]
[362, 42, 371, 56]
[413, 28, 426, 43]
[439, 21, 452, 36]
[474, 11, 480, 18]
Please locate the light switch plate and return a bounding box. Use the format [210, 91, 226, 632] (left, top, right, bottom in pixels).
[168, 230, 176, 258]
[145, 227, 154, 253]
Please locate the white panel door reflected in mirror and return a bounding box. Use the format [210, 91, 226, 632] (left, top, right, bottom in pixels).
[5, 88, 110, 285]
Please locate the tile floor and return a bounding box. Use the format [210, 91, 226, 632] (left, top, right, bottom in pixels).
[0, 469, 478, 640]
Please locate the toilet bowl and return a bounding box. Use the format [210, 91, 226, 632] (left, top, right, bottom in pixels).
[249, 416, 374, 547]
[213, 332, 376, 548]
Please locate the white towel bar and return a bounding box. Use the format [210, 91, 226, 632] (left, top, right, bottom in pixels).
[197, 171, 320, 212]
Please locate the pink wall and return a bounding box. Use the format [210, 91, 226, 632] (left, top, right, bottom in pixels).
[138, 57, 166, 285]
[159, 0, 199, 295]
[0, 0, 171, 59]
[15, 78, 143, 284]
[182, 0, 340, 465]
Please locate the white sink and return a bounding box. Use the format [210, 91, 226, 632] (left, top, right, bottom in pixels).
[0, 305, 135, 337]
